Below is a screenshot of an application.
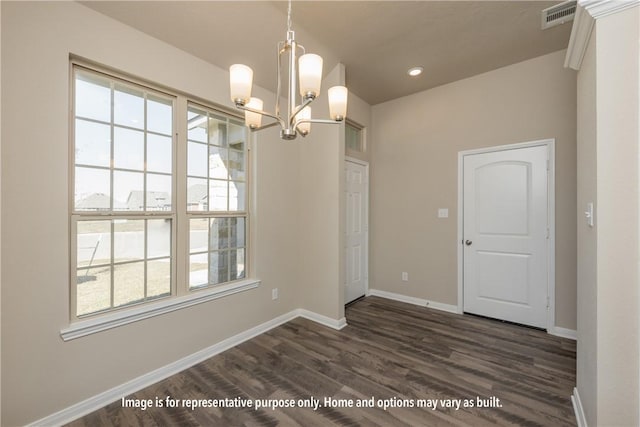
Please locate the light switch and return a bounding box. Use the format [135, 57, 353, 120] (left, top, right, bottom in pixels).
[438, 208, 449, 218]
[585, 202, 594, 227]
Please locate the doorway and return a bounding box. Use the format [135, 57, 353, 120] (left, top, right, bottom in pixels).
[457, 140, 555, 329]
[345, 158, 369, 304]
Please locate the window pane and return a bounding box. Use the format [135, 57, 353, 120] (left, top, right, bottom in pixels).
[189, 218, 208, 252]
[229, 181, 246, 211]
[209, 145, 228, 180]
[114, 261, 145, 307]
[229, 217, 246, 248]
[147, 95, 172, 135]
[229, 149, 245, 182]
[75, 119, 111, 167]
[230, 248, 245, 280]
[75, 167, 110, 211]
[146, 173, 172, 211]
[114, 85, 144, 129]
[77, 265, 111, 316]
[209, 218, 229, 250]
[209, 179, 228, 211]
[189, 253, 208, 288]
[228, 122, 245, 151]
[208, 116, 227, 147]
[209, 251, 229, 285]
[114, 127, 144, 171]
[346, 123, 362, 152]
[187, 108, 208, 142]
[147, 259, 170, 299]
[188, 142, 207, 177]
[114, 219, 144, 262]
[77, 220, 111, 268]
[147, 134, 172, 173]
[75, 71, 111, 122]
[113, 170, 144, 210]
[147, 219, 171, 258]
[187, 178, 208, 211]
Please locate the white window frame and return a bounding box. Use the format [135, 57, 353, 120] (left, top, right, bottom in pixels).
[63, 62, 258, 341]
[345, 120, 365, 154]
[185, 102, 250, 291]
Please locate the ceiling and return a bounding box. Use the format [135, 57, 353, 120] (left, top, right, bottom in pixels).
[82, 1, 573, 105]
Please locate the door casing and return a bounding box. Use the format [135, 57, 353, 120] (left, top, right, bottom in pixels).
[457, 139, 556, 331]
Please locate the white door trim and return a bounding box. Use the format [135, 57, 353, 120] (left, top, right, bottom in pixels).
[457, 139, 556, 331]
[345, 156, 370, 301]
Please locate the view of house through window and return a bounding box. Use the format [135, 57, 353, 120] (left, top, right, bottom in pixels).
[72, 66, 249, 319]
[187, 105, 247, 289]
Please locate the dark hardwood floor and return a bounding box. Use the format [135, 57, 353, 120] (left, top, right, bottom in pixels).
[67, 296, 576, 426]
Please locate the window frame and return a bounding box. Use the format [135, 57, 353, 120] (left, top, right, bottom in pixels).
[185, 101, 250, 291]
[345, 120, 365, 154]
[67, 61, 255, 331]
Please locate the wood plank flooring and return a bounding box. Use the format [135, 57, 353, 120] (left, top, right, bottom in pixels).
[67, 297, 576, 426]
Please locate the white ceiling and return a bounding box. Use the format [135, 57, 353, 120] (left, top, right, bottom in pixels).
[82, 1, 573, 105]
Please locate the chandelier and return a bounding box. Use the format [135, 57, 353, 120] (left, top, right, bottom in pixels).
[229, 0, 348, 140]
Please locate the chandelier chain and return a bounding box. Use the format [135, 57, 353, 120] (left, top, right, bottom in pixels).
[287, 0, 292, 32]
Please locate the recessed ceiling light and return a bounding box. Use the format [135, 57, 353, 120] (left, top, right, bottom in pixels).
[407, 66, 424, 77]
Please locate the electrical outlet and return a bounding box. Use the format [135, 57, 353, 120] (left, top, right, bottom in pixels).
[272, 288, 279, 300]
[402, 272, 408, 282]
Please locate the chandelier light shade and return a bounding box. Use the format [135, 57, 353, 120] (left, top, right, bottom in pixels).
[298, 54, 323, 98]
[244, 97, 264, 128]
[297, 106, 312, 135]
[328, 85, 348, 121]
[229, 0, 348, 140]
[229, 64, 253, 105]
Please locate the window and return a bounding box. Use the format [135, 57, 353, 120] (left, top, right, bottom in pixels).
[72, 67, 175, 318]
[71, 65, 251, 322]
[186, 105, 247, 289]
[345, 121, 364, 153]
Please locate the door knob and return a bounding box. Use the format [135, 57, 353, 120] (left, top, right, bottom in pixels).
[465, 240, 473, 246]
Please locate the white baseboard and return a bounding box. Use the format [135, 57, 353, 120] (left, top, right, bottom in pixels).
[368, 289, 458, 314]
[28, 308, 344, 427]
[549, 326, 577, 340]
[296, 309, 347, 330]
[572, 387, 588, 427]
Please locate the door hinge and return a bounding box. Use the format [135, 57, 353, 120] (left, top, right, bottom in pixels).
[546, 228, 550, 239]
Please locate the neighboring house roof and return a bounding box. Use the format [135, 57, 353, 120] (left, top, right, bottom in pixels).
[187, 184, 208, 205]
[126, 191, 170, 210]
[76, 193, 111, 210]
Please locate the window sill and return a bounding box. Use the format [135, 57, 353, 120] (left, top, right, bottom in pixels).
[60, 279, 261, 341]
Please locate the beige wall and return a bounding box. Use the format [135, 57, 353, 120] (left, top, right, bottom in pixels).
[576, 27, 598, 425]
[297, 64, 346, 320]
[0, 2, 350, 425]
[593, 6, 639, 425]
[575, 5, 639, 426]
[370, 50, 577, 329]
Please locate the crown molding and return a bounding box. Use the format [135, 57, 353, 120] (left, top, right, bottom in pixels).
[565, 0, 639, 70]
[583, 0, 639, 19]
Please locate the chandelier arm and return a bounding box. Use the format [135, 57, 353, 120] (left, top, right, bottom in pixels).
[248, 120, 282, 132]
[289, 96, 314, 125]
[294, 118, 344, 128]
[236, 104, 286, 128]
[276, 41, 286, 118]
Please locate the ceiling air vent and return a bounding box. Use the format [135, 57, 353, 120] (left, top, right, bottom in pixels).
[541, 0, 577, 29]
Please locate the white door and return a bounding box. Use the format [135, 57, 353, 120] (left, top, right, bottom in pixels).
[463, 145, 548, 328]
[345, 160, 368, 303]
